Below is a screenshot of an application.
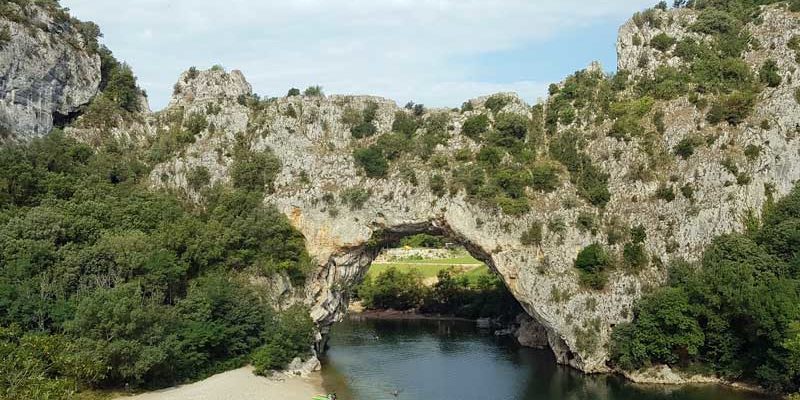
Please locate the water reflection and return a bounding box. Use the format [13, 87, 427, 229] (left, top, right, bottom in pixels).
[321, 318, 772, 400]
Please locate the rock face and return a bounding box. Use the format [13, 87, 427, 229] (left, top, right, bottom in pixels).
[143, 4, 800, 374]
[0, 2, 101, 139]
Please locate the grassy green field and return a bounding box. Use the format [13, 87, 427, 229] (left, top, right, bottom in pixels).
[367, 250, 492, 282]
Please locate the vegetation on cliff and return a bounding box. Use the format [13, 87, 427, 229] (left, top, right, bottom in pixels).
[611, 183, 800, 393]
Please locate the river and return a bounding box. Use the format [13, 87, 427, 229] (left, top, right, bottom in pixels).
[320, 317, 771, 400]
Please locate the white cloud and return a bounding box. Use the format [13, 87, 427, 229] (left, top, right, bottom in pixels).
[61, 0, 654, 110]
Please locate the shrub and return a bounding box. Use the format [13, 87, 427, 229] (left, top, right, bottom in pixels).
[0, 26, 10, 49]
[303, 85, 324, 96]
[186, 165, 211, 191]
[530, 161, 561, 192]
[392, 111, 419, 137]
[574, 244, 611, 290]
[706, 91, 755, 126]
[630, 225, 646, 244]
[655, 184, 676, 202]
[183, 112, 208, 136]
[350, 121, 377, 138]
[287, 88, 300, 96]
[494, 113, 528, 141]
[103, 62, 141, 113]
[674, 135, 705, 159]
[230, 147, 282, 192]
[252, 306, 314, 374]
[576, 212, 596, 234]
[623, 242, 648, 271]
[429, 174, 446, 197]
[650, 33, 676, 52]
[495, 195, 530, 216]
[340, 187, 371, 210]
[680, 183, 694, 199]
[691, 9, 739, 35]
[485, 94, 510, 113]
[520, 221, 543, 246]
[744, 144, 761, 161]
[353, 146, 388, 178]
[462, 114, 490, 140]
[759, 59, 782, 88]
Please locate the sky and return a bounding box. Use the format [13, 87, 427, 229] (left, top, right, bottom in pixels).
[60, 0, 655, 111]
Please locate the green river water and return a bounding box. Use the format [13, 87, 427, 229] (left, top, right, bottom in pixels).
[320, 318, 772, 400]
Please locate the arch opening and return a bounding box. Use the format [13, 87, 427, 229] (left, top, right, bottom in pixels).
[311, 221, 560, 361]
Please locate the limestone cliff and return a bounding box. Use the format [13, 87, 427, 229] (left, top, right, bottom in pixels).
[0, 1, 101, 139]
[142, 4, 800, 373]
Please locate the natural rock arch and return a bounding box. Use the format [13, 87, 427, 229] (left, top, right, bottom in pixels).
[125, 5, 800, 374]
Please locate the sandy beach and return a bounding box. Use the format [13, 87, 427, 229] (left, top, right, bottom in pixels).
[115, 367, 325, 400]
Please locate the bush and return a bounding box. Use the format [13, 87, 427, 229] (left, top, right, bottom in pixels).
[287, 88, 300, 96]
[650, 33, 676, 52]
[549, 132, 610, 207]
[353, 146, 388, 178]
[494, 113, 529, 141]
[103, 62, 141, 113]
[759, 59, 782, 88]
[392, 111, 418, 137]
[0, 26, 10, 49]
[303, 85, 324, 96]
[340, 187, 371, 210]
[530, 161, 561, 192]
[623, 242, 648, 270]
[351, 121, 377, 138]
[655, 184, 675, 202]
[186, 165, 211, 191]
[429, 174, 446, 197]
[230, 147, 282, 192]
[184, 112, 208, 136]
[706, 91, 755, 126]
[674, 135, 705, 159]
[574, 244, 611, 290]
[520, 221, 543, 246]
[252, 306, 314, 374]
[485, 94, 511, 113]
[461, 114, 490, 140]
[691, 9, 739, 35]
[576, 212, 596, 234]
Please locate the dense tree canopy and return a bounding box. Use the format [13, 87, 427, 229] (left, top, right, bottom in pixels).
[0, 133, 313, 398]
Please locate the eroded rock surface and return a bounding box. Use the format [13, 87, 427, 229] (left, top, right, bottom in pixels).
[143, 5, 800, 373]
[0, 2, 100, 139]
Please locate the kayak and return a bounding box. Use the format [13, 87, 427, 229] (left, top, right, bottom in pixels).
[312, 396, 333, 400]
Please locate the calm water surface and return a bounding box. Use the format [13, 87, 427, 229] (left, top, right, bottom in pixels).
[320, 318, 771, 400]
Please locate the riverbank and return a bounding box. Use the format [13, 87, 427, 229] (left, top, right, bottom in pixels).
[114, 366, 325, 400]
[348, 307, 477, 323]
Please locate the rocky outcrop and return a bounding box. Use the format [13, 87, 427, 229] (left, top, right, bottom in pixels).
[513, 314, 549, 348]
[144, 4, 800, 374]
[0, 2, 101, 139]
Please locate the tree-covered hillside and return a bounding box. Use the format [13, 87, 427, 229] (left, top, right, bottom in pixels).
[0, 133, 315, 398]
[611, 183, 800, 393]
